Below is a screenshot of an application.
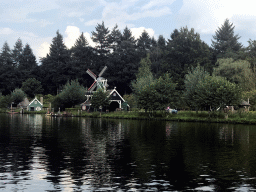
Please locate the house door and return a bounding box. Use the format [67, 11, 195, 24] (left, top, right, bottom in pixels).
[30, 107, 34, 111]
[109, 101, 120, 112]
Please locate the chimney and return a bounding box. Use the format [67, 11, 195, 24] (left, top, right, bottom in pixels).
[40, 97, 43, 105]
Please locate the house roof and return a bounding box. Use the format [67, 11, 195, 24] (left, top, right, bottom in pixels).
[28, 97, 43, 106]
[107, 88, 125, 102]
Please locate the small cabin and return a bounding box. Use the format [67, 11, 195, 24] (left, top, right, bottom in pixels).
[27, 98, 43, 111]
[107, 88, 130, 112]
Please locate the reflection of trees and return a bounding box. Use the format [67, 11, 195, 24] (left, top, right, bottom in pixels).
[0, 114, 34, 188]
[2, 114, 256, 191]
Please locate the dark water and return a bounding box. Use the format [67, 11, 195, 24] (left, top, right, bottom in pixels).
[1, 114, 256, 191]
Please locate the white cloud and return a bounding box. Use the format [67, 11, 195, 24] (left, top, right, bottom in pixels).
[0, 28, 14, 35]
[37, 42, 50, 59]
[84, 32, 96, 47]
[85, 1, 172, 31]
[142, 0, 176, 10]
[177, 0, 256, 35]
[131, 27, 155, 39]
[39, 19, 54, 28]
[64, 26, 81, 49]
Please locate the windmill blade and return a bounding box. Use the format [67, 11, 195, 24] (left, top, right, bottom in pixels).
[98, 66, 107, 77]
[86, 69, 97, 80]
[88, 81, 97, 91]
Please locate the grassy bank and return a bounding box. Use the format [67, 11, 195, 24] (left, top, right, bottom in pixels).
[77, 110, 256, 124]
[3, 108, 256, 124]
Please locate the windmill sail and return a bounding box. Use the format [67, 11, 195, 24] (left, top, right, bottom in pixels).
[86, 69, 97, 80]
[88, 81, 97, 91]
[86, 66, 108, 91]
[98, 66, 107, 77]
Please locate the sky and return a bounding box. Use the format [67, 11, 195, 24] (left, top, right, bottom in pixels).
[0, 0, 256, 62]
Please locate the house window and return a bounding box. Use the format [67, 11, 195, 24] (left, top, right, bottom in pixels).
[113, 93, 116, 96]
[35, 101, 37, 104]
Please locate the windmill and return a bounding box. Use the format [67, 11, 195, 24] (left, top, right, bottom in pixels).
[86, 66, 108, 92]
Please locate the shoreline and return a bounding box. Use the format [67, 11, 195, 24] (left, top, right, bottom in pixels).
[3, 110, 256, 125]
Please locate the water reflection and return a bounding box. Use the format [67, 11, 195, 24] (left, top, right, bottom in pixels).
[1, 114, 256, 191]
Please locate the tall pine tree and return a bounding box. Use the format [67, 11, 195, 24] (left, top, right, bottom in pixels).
[211, 19, 242, 58]
[107, 26, 140, 94]
[0, 42, 18, 94]
[40, 30, 71, 94]
[18, 44, 38, 83]
[12, 38, 23, 68]
[70, 32, 95, 87]
[137, 30, 151, 58]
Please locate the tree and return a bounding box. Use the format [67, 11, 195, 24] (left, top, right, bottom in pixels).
[58, 79, 86, 108]
[40, 30, 71, 94]
[213, 58, 256, 92]
[184, 66, 242, 111]
[136, 73, 176, 112]
[70, 32, 95, 87]
[195, 75, 242, 110]
[11, 88, 26, 104]
[21, 78, 43, 98]
[211, 19, 242, 58]
[91, 21, 111, 57]
[163, 27, 212, 89]
[109, 24, 122, 52]
[12, 38, 23, 68]
[184, 65, 210, 110]
[90, 88, 110, 110]
[18, 44, 38, 83]
[0, 42, 18, 95]
[137, 30, 151, 58]
[151, 35, 167, 76]
[107, 26, 140, 95]
[131, 54, 154, 97]
[246, 39, 256, 72]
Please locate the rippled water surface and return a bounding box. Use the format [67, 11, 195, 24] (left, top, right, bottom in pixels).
[1, 114, 256, 191]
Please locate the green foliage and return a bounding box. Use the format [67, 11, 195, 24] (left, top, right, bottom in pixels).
[242, 90, 256, 110]
[132, 54, 154, 93]
[21, 78, 43, 98]
[184, 65, 210, 109]
[0, 94, 11, 108]
[40, 30, 71, 95]
[57, 79, 86, 108]
[212, 19, 242, 58]
[91, 88, 110, 109]
[213, 58, 256, 91]
[137, 30, 151, 57]
[136, 73, 176, 111]
[0, 42, 19, 95]
[123, 94, 137, 109]
[196, 75, 242, 110]
[44, 94, 55, 103]
[18, 44, 38, 82]
[164, 27, 212, 88]
[184, 66, 242, 110]
[91, 21, 111, 57]
[11, 88, 26, 104]
[12, 38, 23, 68]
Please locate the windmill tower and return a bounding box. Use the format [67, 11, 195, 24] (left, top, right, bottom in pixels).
[83, 66, 130, 111]
[86, 66, 108, 99]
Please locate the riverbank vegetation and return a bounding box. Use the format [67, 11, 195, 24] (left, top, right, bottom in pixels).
[1, 19, 256, 117]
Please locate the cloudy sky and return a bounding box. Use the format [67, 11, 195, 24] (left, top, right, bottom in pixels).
[0, 0, 255, 62]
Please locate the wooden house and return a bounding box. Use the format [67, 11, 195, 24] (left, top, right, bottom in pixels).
[107, 87, 129, 111]
[82, 87, 129, 112]
[27, 97, 43, 111]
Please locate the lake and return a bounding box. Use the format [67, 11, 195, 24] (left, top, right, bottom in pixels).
[0, 114, 256, 191]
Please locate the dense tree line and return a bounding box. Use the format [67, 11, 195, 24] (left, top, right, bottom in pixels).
[1, 19, 256, 110]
